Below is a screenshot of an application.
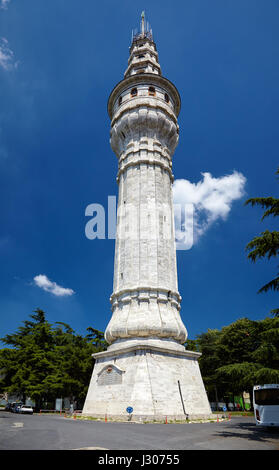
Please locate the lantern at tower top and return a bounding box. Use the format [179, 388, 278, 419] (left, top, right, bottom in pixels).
[126, 12, 161, 78]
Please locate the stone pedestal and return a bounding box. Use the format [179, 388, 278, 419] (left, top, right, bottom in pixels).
[83, 344, 213, 420]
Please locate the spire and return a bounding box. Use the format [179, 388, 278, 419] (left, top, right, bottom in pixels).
[125, 12, 161, 78]
[141, 10, 145, 36]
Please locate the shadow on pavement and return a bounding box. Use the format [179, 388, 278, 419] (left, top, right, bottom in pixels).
[214, 420, 279, 443]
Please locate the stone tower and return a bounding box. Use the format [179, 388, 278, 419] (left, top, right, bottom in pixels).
[83, 14, 212, 420]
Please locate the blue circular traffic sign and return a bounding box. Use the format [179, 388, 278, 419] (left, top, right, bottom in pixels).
[126, 406, 133, 414]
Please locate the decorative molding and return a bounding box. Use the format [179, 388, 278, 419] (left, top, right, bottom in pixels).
[92, 344, 201, 360]
[107, 73, 181, 118]
[97, 363, 125, 376]
[110, 286, 182, 303]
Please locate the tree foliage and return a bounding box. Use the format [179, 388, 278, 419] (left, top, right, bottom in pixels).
[197, 316, 279, 407]
[245, 168, 279, 313]
[0, 309, 107, 409]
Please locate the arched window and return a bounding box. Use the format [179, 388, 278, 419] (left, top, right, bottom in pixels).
[131, 88, 138, 97]
[118, 96, 122, 106]
[164, 93, 169, 103]
[148, 86, 156, 96]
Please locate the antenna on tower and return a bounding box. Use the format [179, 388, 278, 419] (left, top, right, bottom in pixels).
[141, 10, 145, 36]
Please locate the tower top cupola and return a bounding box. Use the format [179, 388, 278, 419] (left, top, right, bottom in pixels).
[125, 11, 161, 78]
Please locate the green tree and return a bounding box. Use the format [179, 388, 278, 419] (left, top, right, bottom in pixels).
[250, 316, 279, 384]
[48, 323, 107, 408]
[85, 327, 108, 349]
[184, 338, 198, 352]
[215, 317, 279, 407]
[196, 317, 279, 409]
[0, 309, 55, 409]
[196, 329, 223, 403]
[0, 309, 107, 410]
[215, 318, 262, 407]
[245, 168, 279, 316]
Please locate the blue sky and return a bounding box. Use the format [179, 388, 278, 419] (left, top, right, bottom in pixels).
[0, 0, 278, 343]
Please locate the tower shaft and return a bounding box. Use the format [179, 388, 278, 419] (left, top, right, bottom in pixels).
[105, 78, 187, 350]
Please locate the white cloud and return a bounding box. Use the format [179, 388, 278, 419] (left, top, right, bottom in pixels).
[0, 0, 10, 10]
[173, 170, 246, 246]
[0, 37, 18, 71]
[33, 274, 75, 297]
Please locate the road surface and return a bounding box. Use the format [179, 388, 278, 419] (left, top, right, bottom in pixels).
[0, 411, 278, 451]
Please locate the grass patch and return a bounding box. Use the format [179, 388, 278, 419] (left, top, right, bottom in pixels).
[213, 411, 253, 417]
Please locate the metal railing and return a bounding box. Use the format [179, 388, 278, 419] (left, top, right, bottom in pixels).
[39, 409, 83, 416]
[132, 31, 153, 43]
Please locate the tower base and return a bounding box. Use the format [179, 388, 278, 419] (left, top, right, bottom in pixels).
[82, 344, 213, 420]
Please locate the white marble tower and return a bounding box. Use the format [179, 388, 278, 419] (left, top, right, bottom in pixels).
[83, 13, 212, 420]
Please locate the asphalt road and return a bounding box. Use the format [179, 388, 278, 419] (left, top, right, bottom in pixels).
[0, 411, 279, 451]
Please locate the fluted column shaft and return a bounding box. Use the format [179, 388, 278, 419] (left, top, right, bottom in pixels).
[105, 88, 187, 347]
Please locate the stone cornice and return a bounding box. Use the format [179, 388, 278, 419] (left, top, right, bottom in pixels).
[92, 344, 201, 360]
[108, 74, 181, 119]
[127, 45, 159, 66]
[110, 286, 182, 303]
[118, 144, 172, 166]
[125, 58, 161, 78]
[117, 157, 174, 183]
[129, 36, 158, 54]
[110, 96, 179, 130]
